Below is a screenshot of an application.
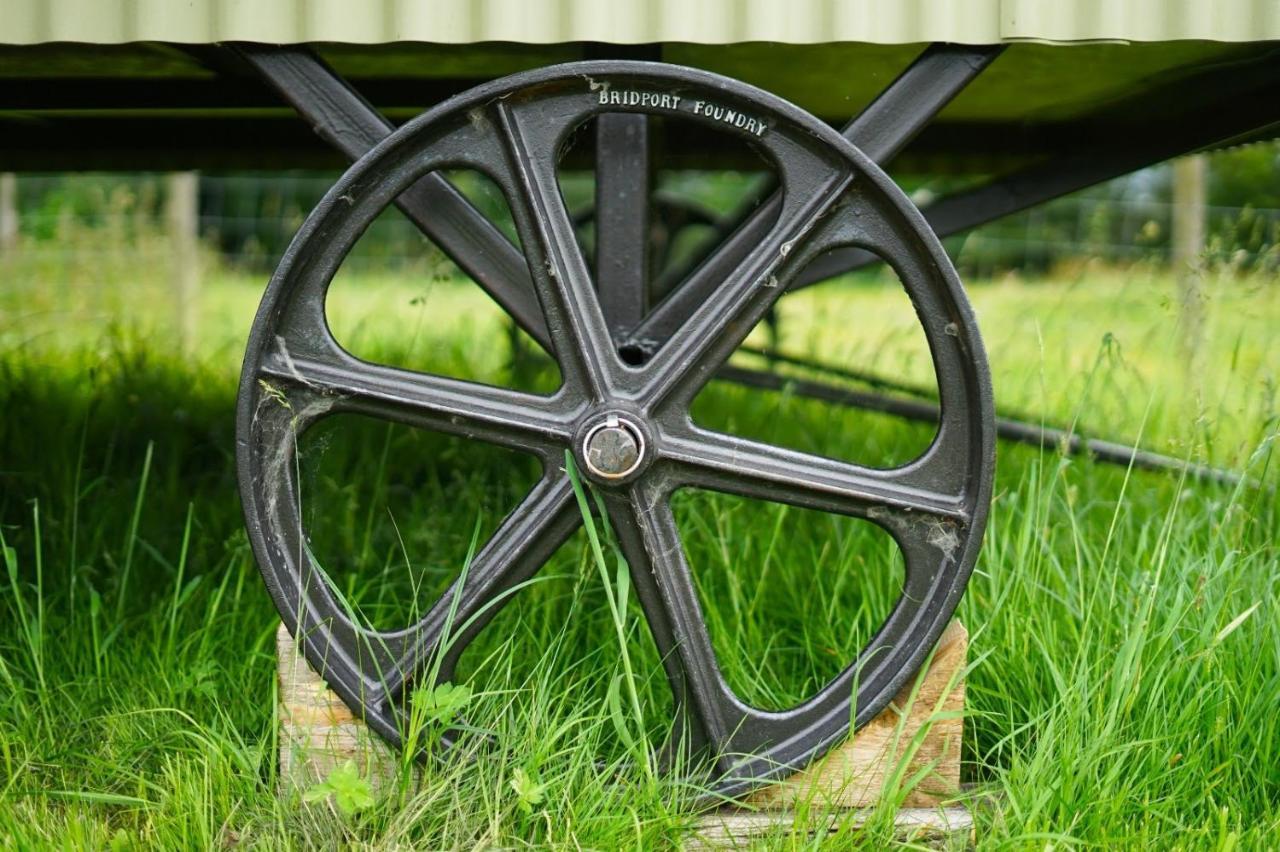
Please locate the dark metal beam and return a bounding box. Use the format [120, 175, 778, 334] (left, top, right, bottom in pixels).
[737, 344, 937, 400]
[794, 48, 1280, 286]
[0, 110, 1180, 173]
[0, 76, 488, 111]
[0, 116, 345, 170]
[594, 113, 652, 336]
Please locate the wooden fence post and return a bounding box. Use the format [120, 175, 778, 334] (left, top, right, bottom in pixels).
[167, 171, 200, 352]
[1172, 154, 1206, 361]
[0, 173, 18, 253]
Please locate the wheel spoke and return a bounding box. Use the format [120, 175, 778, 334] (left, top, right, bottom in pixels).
[662, 425, 968, 523]
[600, 485, 746, 772]
[378, 474, 581, 703]
[258, 345, 574, 457]
[492, 100, 624, 400]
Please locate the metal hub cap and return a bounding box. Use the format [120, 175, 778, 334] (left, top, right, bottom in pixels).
[582, 415, 645, 479]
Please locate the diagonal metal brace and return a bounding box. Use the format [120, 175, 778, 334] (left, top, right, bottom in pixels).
[229, 43, 553, 351]
[621, 44, 1005, 353]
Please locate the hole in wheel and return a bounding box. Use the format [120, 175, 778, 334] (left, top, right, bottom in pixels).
[617, 344, 648, 366]
[296, 413, 543, 633]
[674, 489, 904, 712]
[325, 168, 561, 396]
[690, 247, 940, 470]
[450, 526, 678, 763]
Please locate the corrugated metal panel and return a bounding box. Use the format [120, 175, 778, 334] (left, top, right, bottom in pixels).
[2, 0, 1278, 44]
[1001, 0, 1280, 43]
[829, 1, 1004, 44]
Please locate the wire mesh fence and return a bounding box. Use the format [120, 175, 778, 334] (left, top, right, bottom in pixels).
[948, 192, 1280, 277]
[2, 161, 1279, 279]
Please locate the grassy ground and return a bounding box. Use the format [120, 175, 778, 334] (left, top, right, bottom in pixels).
[0, 244, 1277, 848]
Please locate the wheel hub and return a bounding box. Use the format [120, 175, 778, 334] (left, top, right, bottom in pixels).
[582, 414, 646, 480]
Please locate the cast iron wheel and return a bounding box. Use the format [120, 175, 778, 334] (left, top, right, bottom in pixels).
[236, 60, 995, 798]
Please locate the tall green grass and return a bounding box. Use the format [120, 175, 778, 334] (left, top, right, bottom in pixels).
[0, 245, 1276, 846]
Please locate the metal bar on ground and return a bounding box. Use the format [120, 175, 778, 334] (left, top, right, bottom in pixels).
[717, 364, 1246, 487]
[737, 344, 939, 400]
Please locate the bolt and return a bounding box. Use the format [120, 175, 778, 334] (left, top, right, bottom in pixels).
[583, 415, 645, 479]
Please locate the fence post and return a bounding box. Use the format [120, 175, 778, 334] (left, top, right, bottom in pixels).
[167, 172, 200, 353]
[1172, 154, 1206, 361]
[0, 173, 17, 253]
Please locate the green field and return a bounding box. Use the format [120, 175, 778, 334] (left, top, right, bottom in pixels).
[1, 247, 1277, 848]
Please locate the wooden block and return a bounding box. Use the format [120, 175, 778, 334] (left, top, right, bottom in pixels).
[692, 620, 971, 846]
[690, 806, 974, 849]
[277, 619, 970, 843]
[745, 619, 967, 810]
[276, 625, 398, 793]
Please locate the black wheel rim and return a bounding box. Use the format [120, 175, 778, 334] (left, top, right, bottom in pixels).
[236, 60, 995, 799]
